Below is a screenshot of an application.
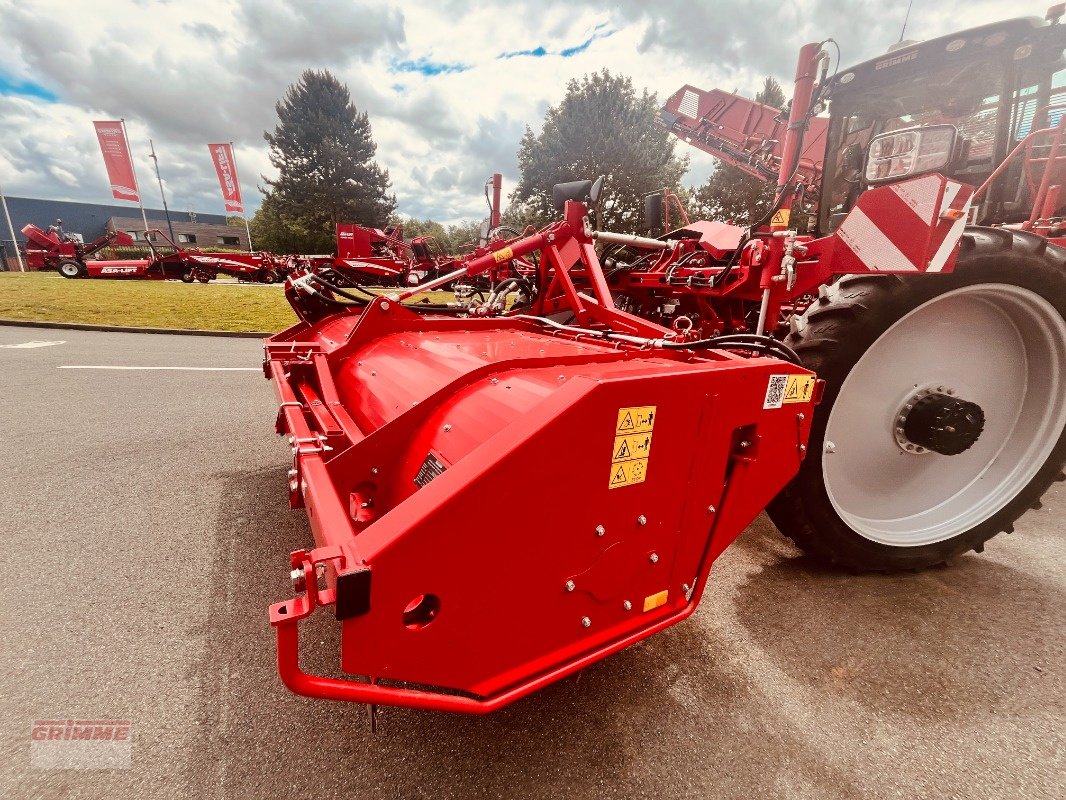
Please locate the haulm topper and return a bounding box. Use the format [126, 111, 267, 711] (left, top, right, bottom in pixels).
[263, 9, 1066, 712]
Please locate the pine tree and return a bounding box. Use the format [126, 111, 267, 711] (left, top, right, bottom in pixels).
[690, 77, 787, 227]
[261, 70, 396, 252]
[513, 70, 688, 233]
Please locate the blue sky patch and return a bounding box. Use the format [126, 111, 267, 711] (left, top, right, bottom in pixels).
[500, 23, 614, 60]
[392, 57, 470, 76]
[0, 75, 58, 102]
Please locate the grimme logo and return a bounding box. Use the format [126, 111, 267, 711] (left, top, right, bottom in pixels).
[30, 719, 132, 769]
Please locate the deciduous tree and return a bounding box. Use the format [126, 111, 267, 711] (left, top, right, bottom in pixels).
[513, 70, 687, 232]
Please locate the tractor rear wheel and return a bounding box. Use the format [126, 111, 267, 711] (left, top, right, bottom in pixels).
[57, 260, 84, 279]
[767, 228, 1066, 571]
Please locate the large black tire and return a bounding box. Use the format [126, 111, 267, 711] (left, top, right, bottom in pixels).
[57, 259, 84, 279]
[767, 228, 1066, 571]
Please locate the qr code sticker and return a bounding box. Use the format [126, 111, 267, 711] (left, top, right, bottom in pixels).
[764, 375, 788, 409]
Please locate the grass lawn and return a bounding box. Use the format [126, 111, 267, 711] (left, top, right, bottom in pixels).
[0, 271, 297, 333]
[0, 271, 460, 333]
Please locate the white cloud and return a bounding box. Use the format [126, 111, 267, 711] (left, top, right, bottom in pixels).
[0, 0, 1033, 226]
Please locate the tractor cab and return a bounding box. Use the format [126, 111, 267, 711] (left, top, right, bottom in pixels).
[819, 12, 1066, 234]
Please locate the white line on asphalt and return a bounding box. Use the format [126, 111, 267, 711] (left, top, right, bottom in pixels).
[58, 366, 260, 371]
[0, 340, 66, 349]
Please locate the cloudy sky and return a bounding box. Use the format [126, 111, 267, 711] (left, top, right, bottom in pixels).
[0, 0, 1027, 225]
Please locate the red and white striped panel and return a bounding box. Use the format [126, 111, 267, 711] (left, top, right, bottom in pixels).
[834, 174, 974, 275]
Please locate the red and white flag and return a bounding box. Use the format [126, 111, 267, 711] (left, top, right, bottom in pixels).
[208, 143, 244, 213]
[93, 121, 139, 202]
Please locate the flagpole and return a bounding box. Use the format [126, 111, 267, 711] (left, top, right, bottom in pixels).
[120, 118, 150, 234]
[228, 141, 254, 251]
[0, 181, 26, 272]
[148, 139, 176, 243]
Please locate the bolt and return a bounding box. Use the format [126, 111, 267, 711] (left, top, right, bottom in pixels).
[707, 505, 716, 513]
[443, 424, 452, 432]
[558, 375, 566, 381]
[649, 552, 659, 564]
[581, 616, 591, 628]
[380, 300, 390, 311]
[797, 413, 805, 421]
[637, 515, 647, 526]
[290, 568, 305, 593]
[824, 441, 836, 454]
[898, 415, 907, 423]
[740, 440, 751, 449]
[623, 600, 633, 611]
[565, 580, 576, 592]
[595, 525, 605, 537]
[371, 467, 379, 476]
[799, 444, 807, 452]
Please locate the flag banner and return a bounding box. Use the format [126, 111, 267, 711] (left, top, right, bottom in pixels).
[93, 121, 139, 202]
[208, 143, 244, 213]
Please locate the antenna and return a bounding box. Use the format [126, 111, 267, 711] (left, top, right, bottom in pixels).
[899, 0, 914, 42]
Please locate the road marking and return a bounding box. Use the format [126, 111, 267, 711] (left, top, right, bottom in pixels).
[58, 366, 260, 371]
[0, 340, 66, 349]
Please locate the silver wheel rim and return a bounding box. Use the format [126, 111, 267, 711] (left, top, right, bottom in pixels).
[822, 283, 1066, 547]
[60, 263, 79, 277]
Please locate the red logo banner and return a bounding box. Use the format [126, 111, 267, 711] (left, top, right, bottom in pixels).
[93, 121, 139, 202]
[208, 143, 244, 213]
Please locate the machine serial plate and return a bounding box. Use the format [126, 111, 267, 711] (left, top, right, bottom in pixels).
[414, 453, 448, 488]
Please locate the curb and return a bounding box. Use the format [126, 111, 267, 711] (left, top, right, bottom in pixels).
[0, 318, 272, 339]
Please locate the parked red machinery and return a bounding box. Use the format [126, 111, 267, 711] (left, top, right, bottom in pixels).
[21, 220, 135, 274]
[49, 228, 286, 283]
[262, 10, 1066, 712]
[331, 221, 457, 287]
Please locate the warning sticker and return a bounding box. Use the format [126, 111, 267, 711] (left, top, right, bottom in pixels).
[615, 405, 656, 434]
[612, 433, 653, 463]
[770, 208, 791, 227]
[492, 246, 514, 263]
[610, 406, 657, 488]
[764, 374, 817, 408]
[608, 458, 649, 488]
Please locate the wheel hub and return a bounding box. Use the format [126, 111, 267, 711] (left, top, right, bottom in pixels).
[896, 389, 985, 456]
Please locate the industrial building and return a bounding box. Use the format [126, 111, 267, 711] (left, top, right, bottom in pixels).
[1, 196, 247, 269]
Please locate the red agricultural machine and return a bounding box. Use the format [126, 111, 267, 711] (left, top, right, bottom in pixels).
[44, 227, 285, 283]
[329, 221, 457, 287]
[21, 221, 135, 273]
[262, 9, 1066, 713]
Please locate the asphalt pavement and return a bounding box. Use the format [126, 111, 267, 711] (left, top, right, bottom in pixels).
[0, 325, 1062, 799]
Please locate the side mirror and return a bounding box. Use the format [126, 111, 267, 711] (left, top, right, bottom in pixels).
[644, 192, 664, 236]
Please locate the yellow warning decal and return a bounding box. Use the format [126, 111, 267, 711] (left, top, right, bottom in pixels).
[611, 433, 653, 463]
[643, 590, 669, 612]
[615, 405, 656, 434]
[770, 208, 791, 227]
[492, 246, 514, 263]
[610, 406, 657, 489]
[608, 458, 649, 488]
[764, 374, 816, 409]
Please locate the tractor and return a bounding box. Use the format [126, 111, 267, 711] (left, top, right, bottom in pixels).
[261, 9, 1066, 712]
